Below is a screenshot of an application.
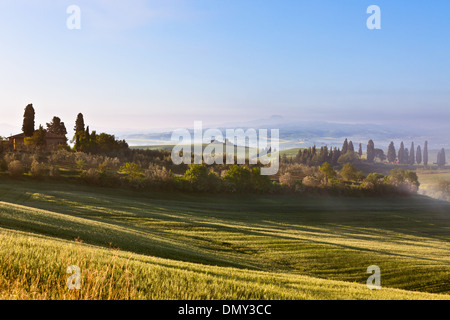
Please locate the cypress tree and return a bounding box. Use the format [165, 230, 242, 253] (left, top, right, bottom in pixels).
[398, 142, 405, 164]
[367, 140, 375, 163]
[387, 141, 396, 163]
[74, 113, 86, 151]
[295, 149, 302, 163]
[423, 141, 428, 166]
[348, 141, 354, 153]
[342, 139, 348, 154]
[85, 126, 90, 140]
[358, 143, 362, 157]
[22, 104, 35, 137]
[437, 148, 446, 167]
[74, 113, 85, 134]
[331, 147, 341, 165]
[409, 142, 415, 165]
[416, 145, 422, 165]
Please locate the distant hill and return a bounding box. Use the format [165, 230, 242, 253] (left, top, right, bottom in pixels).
[122, 119, 449, 151]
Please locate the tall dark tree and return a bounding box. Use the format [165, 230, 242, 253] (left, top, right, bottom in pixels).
[317, 146, 329, 165]
[367, 140, 375, 163]
[22, 104, 35, 137]
[46, 116, 67, 137]
[85, 126, 90, 140]
[342, 138, 348, 154]
[348, 141, 354, 153]
[387, 141, 396, 163]
[358, 143, 363, 157]
[74, 113, 86, 151]
[437, 148, 446, 168]
[331, 147, 341, 165]
[74, 113, 85, 134]
[416, 145, 422, 165]
[398, 142, 405, 164]
[409, 142, 415, 165]
[423, 141, 429, 166]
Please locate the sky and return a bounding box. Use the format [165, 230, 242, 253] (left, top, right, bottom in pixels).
[0, 0, 449, 137]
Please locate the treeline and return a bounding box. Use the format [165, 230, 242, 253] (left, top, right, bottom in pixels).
[388, 141, 447, 167]
[13, 104, 131, 157]
[277, 162, 420, 196]
[72, 113, 128, 156]
[387, 141, 426, 165]
[287, 138, 446, 168]
[0, 147, 421, 197]
[290, 139, 377, 167]
[0, 149, 270, 193]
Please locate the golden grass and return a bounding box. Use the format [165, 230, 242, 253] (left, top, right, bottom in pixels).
[1, 228, 449, 300]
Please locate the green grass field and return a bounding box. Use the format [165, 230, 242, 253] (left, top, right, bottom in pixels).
[0, 178, 449, 299]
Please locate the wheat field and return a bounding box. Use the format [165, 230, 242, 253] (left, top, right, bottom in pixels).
[0, 178, 449, 299]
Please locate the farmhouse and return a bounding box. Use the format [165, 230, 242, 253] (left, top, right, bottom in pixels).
[8, 132, 66, 151]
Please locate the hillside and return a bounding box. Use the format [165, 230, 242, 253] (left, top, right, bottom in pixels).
[1, 227, 448, 300]
[0, 178, 449, 299]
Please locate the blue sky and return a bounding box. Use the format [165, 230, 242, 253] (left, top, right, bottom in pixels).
[0, 0, 449, 136]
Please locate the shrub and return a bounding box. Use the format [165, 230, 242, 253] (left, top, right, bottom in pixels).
[361, 173, 385, 191]
[3, 153, 16, 165]
[48, 166, 60, 178]
[223, 165, 252, 193]
[82, 168, 101, 185]
[76, 160, 86, 171]
[279, 172, 297, 189]
[250, 167, 273, 193]
[20, 153, 34, 172]
[103, 157, 121, 169]
[145, 164, 175, 188]
[340, 163, 364, 182]
[30, 160, 47, 178]
[8, 160, 24, 178]
[183, 164, 221, 192]
[119, 163, 145, 188]
[302, 175, 322, 188]
[120, 163, 144, 180]
[319, 162, 337, 185]
[0, 159, 8, 172]
[436, 179, 450, 194]
[388, 169, 420, 193]
[49, 149, 74, 165]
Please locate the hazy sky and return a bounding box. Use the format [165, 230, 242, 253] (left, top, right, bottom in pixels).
[1, 0, 449, 137]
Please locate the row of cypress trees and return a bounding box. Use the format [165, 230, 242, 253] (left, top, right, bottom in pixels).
[386, 141, 429, 165]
